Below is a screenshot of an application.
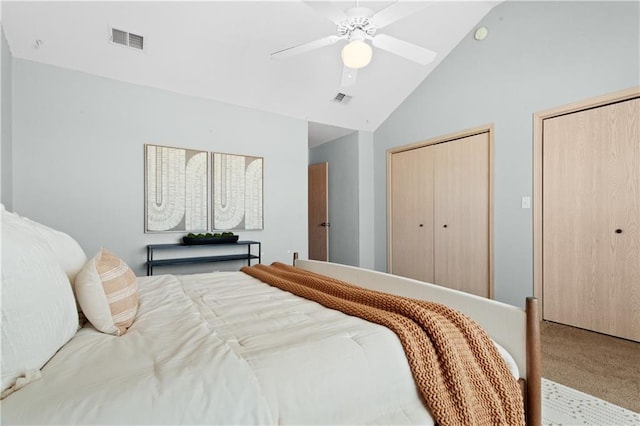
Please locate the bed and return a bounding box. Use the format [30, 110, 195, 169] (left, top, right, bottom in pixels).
[0, 206, 540, 425]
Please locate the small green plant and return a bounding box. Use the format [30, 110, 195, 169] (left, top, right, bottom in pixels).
[185, 231, 235, 239]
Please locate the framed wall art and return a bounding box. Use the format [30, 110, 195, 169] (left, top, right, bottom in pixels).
[144, 144, 208, 232]
[212, 152, 263, 230]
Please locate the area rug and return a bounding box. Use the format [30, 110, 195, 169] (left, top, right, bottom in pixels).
[543, 378, 640, 425]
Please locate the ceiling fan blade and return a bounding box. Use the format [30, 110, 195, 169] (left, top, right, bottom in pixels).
[271, 35, 341, 60]
[303, 1, 348, 24]
[369, 1, 431, 29]
[341, 66, 357, 87]
[372, 34, 436, 65]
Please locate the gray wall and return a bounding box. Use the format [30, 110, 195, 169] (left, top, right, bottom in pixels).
[374, 1, 640, 307]
[11, 59, 308, 276]
[309, 131, 360, 266]
[1, 28, 12, 210]
[357, 130, 374, 269]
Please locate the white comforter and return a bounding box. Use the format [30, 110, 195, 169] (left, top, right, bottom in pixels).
[2, 271, 517, 425]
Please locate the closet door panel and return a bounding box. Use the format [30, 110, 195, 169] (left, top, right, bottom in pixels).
[433, 133, 490, 297]
[390, 147, 434, 282]
[543, 98, 639, 341]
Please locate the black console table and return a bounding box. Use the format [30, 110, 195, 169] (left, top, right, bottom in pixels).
[146, 241, 261, 276]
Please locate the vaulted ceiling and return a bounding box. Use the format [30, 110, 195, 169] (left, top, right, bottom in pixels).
[1, 1, 500, 146]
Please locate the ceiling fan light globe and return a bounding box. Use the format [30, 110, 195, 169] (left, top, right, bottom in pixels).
[341, 40, 372, 69]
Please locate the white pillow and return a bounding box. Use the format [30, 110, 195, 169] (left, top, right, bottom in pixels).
[1, 209, 79, 393]
[22, 217, 87, 286]
[75, 248, 139, 336]
[0, 208, 88, 320]
[0, 207, 86, 284]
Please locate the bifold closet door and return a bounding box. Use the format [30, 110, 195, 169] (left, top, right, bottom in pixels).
[543, 98, 639, 342]
[390, 147, 435, 282]
[433, 133, 490, 297]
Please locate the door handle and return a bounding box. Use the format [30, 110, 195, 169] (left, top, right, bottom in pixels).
[321, 222, 331, 227]
[615, 229, 622, 234]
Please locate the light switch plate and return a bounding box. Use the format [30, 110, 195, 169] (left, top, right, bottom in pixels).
[521, 196, 531, 209]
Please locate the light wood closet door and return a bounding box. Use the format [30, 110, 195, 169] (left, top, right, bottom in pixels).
[390, 147, 434, 282]
[543, 98, 639, 341]
[433, 133, 490, 297]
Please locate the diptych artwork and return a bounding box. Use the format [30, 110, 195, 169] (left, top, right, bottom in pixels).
[212, 153, 263, 230]
[144, 144, 208, 232]
[144, 145, 263, 232]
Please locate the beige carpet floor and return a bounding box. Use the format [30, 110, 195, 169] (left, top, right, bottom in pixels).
[542, 378, 640, 425]
[541, 321, 640, 414]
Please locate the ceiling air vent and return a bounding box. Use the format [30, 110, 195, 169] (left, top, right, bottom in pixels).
[332, 93, 353, 105]
[110, 27, 144, 51]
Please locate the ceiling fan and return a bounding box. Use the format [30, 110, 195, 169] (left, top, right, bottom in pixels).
[271, 1, 437, 87]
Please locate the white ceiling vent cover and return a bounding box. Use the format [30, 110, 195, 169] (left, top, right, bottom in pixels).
[110, 28, 144, 51]
[332, 93, 353, 105]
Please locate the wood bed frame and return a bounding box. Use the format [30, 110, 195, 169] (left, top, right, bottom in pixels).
[293, 255, 541, 426]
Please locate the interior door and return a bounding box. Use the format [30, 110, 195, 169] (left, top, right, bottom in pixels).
[308, 162, 329, 261]
[543, 98, 639, 341]
[433, 132, 490, 297]
[390, 147, 434, 282]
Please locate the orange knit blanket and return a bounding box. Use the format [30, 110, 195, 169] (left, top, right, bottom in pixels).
[241, 263, 524, 426]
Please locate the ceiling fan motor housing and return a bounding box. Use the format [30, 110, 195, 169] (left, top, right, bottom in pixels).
[337, 8, 377, 39]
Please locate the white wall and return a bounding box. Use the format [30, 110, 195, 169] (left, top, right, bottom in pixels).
[373, 1, 640, 307]
[1, 28, 12, 210]
[12, 59, 308, 276]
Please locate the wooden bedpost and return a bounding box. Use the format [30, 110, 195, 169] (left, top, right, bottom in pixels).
[292, 252, 299, 266]
[525, 297, 541, 426]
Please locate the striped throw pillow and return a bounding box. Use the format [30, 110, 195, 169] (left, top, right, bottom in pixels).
[75, 248, 138, 336]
